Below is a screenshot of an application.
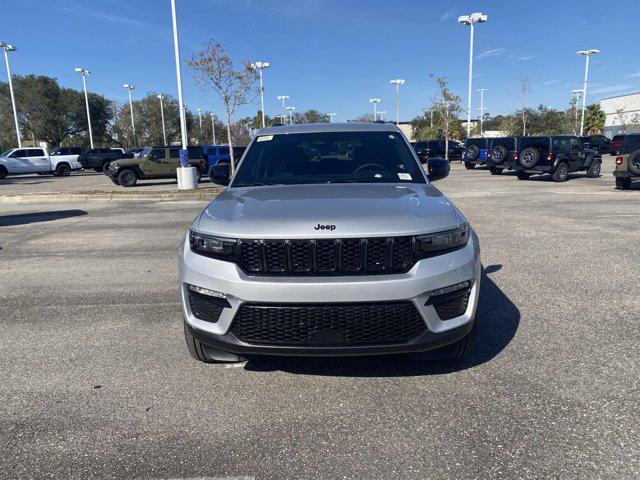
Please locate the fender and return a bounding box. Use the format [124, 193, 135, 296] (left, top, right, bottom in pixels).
[553, 154, 569, 167]
[583, 152, 601, 168]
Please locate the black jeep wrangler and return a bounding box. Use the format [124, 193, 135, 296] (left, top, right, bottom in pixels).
[486, 137, 518, 175]
[514, 135, 601, 182]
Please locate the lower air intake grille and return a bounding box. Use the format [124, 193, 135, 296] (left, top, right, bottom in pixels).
[432, 290, 470, 320]
[188, 289, 229, 323]
[230, 301, 426, 346]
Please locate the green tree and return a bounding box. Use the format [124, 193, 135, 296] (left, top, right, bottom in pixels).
[187, 40, 259, 174]
[583, 103, 606, 135]
[292, 109, 330, 124]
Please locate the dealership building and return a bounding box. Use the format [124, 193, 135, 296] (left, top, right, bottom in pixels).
[600, 92, 640, 137]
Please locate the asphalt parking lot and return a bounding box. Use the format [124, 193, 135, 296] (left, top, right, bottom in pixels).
[1, 160, 639, 479]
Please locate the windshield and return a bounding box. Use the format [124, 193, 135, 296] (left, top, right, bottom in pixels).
[466, 138, 488, 147]
[1, 149, 15, 157]
[138, 148, 151, 158]
[231, 131, 425, 187]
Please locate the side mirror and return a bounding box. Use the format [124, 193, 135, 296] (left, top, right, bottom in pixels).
[211, 163, 231, 186]
[426, 157, 450, 181]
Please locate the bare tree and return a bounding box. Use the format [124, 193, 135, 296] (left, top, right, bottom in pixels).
[187, 40, 258, 174]
[517, 76, 533, 135]
[431, 76, 463, 160]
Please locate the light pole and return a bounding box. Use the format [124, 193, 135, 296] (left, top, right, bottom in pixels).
[571, 89, 583, 135]
[156, 95, 167, 145]
[477, 88, 487, 136]
[276, 114, 286, 125]
[75, 68, 94, 148]
[286, 106, 295, 124]
[328, 113, 336, 123]
[210, 113, 216, 145]
[170, 0, 188, 158]
[577, 49, 599, 136]
[277, 95, 289, 121]
[251, 61, 270, 128]
[458, 12, 488, 138]
[196, 108, 203, 144]
[369, 98, 381, 121]
[0, 41, 21, 147]
[389, 79, 405, 124]
[123, 84, 136, 147]
[377, 111, 387, 121]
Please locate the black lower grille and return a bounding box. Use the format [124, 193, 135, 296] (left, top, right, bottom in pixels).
[431, 290, 470, 320]
[229, 302, 426, 346]
[237, 236, 415, 276]
[188, 289, 230, 323]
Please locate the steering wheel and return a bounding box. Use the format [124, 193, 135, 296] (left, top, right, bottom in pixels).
[354, 162, 388, 174]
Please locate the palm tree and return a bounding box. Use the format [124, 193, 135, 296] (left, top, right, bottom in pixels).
[583, 104, 606, 135]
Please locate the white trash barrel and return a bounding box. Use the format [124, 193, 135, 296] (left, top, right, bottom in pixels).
[177, 166, 198, 190]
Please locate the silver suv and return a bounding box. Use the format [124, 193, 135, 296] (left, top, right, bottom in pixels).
[178, 123, 481, 362]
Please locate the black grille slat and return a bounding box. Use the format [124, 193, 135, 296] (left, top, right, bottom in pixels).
[241, 241, 263, 272]
[316, 240, 337, 272]
[230, 302, 426, 346]
[366, 238, 389, 271]
[238, 236, 419, 276]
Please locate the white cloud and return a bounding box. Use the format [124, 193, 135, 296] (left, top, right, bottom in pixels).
[59, 3, 147, 26]
[512, 54, 538, 63]
[475, 48, 506, 60]
[627, 72, 640, 78]
[440, 6, 456, 21]
[542, 80, 559, 85]
[590, 84, 634, 94]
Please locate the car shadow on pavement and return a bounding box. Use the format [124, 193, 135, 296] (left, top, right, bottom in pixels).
[0, 209, 87, 227]
[244, 264, 520, 377]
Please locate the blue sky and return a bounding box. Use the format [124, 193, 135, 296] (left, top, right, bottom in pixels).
[4, 0, 640, 122]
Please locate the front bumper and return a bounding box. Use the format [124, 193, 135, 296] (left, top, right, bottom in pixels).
[178, 230, 482, 356]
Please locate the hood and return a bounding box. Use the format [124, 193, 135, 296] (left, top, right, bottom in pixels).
[196, 183, 464, 239]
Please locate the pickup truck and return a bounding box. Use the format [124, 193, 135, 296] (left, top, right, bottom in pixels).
[78, 148, 131, 172]
[0, 147, 82, 179]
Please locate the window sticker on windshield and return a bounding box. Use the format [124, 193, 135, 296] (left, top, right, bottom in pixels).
[398, 173, 412, 180]
[257, 135, 273, 142]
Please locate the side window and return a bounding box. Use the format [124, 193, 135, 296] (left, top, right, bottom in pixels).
[149, 148, 165, 161]
[11, 149, 26, 158]
[169, 149, 180, 159]
[29, 149, 45, 157]
[219, 147, 230, 156]
[570, 139, 582, 152]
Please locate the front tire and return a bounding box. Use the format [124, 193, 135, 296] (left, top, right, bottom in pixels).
[0, 166, 7, 180]
[184, 322, 243, 363]
[117, 169, 137, 187]
[552, 162, 569, 182]
[616, 177, 631, 190]
[489, 167, 502, 175]
[586, 161, 601, 178]
[516, 171, 530, 180]
[102, 161, 111, 173]
[464, 162, 476, 170]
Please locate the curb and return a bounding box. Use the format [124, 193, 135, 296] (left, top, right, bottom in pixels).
[0, 189, 224, 204]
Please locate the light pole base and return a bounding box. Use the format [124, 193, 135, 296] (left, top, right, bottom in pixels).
[177, 166, 198, 190]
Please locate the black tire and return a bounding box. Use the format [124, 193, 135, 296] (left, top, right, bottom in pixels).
[465, 145, 480, 160]
[516, 171, 530, 180]
[0, 166, 7, 180]
[552, 162, 569, 182]
[586, 160, 601, 178]
[519, 147, 540, 168]
[117, 169, 137, 187]
[464, 162, 476, 170]
[489, 167, 503, 175]
[101, 161, 111, 173]
[93, 168, 102, 173]
[628, 150, 640, 176]
[491, 145, 508, 165]
[55, 163, 71, 177]
[616, 177, 631, 190]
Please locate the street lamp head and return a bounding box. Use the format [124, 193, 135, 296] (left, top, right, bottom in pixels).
[577, 49, 600, 56]
[0, 42, 17, 51]
[157, 94, 164, 99]
[369, 98, 381, 103]
[277, 95, 290, 101]
[390, 79, 405, 85]
[286, 106, 295, 111]
[123, 83, 134, 90]
[572, 89, 584, 94]
[197, 108, 202, 112]
[458, 13, 487, 24]
[252, 61, 270, 69]
[457, 15, 471, 25]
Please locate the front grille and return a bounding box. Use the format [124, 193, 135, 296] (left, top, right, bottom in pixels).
[431, 290, 470, 320]
[237, 236, 415, 276]
[230, 302, 426, 346]
[188, 289, 230, 323]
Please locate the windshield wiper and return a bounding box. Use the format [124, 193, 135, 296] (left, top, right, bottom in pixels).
[324, 179, 378, 184]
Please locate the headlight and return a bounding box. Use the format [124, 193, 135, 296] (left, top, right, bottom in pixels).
[189, 230, 237, 260]
[416, 224, 468, 256]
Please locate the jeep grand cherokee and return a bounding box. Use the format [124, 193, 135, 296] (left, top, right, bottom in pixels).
[178, 123, 481, 363]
